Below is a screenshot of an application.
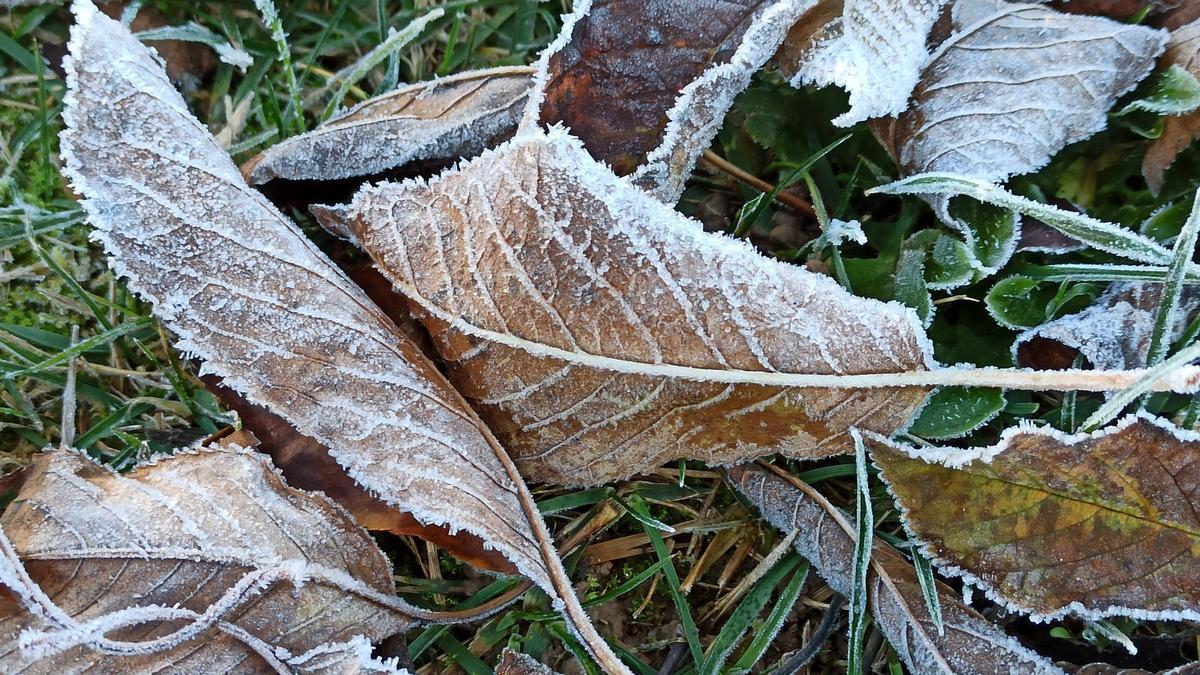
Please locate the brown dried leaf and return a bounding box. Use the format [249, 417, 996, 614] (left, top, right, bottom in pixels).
[729, 463, 1061, 674]
[496, 648, 560, 675]
[322, 127, 934, 487]
[0, 446, 422, 673]
[532, 0, 812, 201]
[870, 413, 1200, 622]
[242, 66, 533, 185]
[1159, 2, 1200, 31]
[59, 3, 623, 670]
[881, 1, 1165, 186]
[1144, 20, 1200, 194]
[212, 388, 518, 574]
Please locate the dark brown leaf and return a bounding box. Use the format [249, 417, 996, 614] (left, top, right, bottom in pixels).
[533, 0, 811, 201]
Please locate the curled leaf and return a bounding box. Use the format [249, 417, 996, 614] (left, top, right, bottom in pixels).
[870, 412, 1200, 622]
[242, 66, 533, 185]
[1144, 19, 1200, 195]
[322, 128, 935, 487]
[783, 0, 951, 126]
[876, 1, 1165, 188]
[531, 0, 815, 202]
[730, 463, 1061, 674]
[0, 446, 423, 672]
[59, 3, 624, 670]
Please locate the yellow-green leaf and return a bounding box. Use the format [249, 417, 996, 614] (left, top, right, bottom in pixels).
[870, 413, 1200, 622]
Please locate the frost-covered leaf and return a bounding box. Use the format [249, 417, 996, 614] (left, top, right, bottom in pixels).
[907, 386, 1004, 439]
[1116, 64, 1200, 117]
[781, 0, 950, 126]
[1144, 20, 1200, 195]
[0, 446, 420, 673]
[322, 128, 935, 487]
[877, 1, 1165, 190]
[215, 393, 518, 574]
[1014, 283, 1199, 371]
[242, 66, 533, 185]
[986, 276, 1054, 329]
[530, 0, 814, 202]
[729, 463, 1062, 675]
[58, 4, 623, 669]
[870, 412, 1200, 622]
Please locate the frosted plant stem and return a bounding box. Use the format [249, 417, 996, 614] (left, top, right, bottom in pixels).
[1021, 263, 1200, 284]
[701, 150, 815, 216]
[399, 292, 1200, 394]
[60, 325, 78, 449]
[870, 173, 1194, 271]
[847, 430, 873, 675]
[1145, 190, 1200, 370]
[1084, 339, 1200, 431]
[253, 0, 304, 134]
[319, 9, 445, 121]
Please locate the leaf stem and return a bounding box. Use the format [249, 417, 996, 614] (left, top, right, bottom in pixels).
[702, 150, 816, 217]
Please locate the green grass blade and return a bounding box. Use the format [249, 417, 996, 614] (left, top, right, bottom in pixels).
[1083, 338, 1200, 431]
[1145, 190, 1200, 371]
[911, 549, 944, 637]
[728, 558, 810, 674]
[847, 430, 874, 675]
[74, 402, 155, 450]
[606, 639, 657, 675]
[733, 135, 851, 237]
[434, 633, 492, 675]
[253, 0, 305, 135]
[699, 551, 804, 675]
[320, 9, 445, 121]
[537, 487, 612, 514]
[8, 319, 151, 377]
[409, 577, 525, 658]
[627, 494, 704, 667]
[546, 622, 602, 675]
[871, 174, 1178, 267]
[1018, 263, 1200, 284]
[518, 559, 669, 621]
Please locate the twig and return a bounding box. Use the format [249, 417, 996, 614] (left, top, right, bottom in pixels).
[702, 150, 816, 217]
[774, 594, 845, 674]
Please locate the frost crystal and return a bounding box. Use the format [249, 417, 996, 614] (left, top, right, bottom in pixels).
[789, 0, 950, 127]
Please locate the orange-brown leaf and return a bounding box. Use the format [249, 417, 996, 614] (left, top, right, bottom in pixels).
[871, 413, 1200, 622]
[323, 128, 933, 487]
